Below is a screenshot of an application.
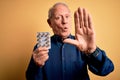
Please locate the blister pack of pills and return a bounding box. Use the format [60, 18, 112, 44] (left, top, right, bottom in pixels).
[37, 32, 51, 49]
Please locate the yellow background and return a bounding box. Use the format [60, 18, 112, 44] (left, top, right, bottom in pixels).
[0, 0, 120, 80]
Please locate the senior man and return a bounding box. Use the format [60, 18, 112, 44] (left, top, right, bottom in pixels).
[26, 2, 114, 80]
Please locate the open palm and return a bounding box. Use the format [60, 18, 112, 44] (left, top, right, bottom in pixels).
[64, 8, 96, 54]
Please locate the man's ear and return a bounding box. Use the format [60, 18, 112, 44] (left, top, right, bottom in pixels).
[47, 19, 51, 26]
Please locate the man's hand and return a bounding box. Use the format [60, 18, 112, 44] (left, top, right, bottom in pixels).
[32, 47, 49, 67]
[64, 7, 96, 54]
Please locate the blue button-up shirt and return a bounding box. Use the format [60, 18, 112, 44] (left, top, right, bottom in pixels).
[26, 35, 114, 80]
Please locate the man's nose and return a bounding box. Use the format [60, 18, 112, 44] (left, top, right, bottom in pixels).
[62, 16, 67, 24]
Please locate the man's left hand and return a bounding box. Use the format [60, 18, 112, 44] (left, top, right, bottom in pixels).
[64, 8, 96, 54]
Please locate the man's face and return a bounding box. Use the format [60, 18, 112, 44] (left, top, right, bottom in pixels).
[48, 4, 72, 39]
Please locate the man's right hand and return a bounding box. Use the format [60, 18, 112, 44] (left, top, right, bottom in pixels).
[32, 47, 49, 67]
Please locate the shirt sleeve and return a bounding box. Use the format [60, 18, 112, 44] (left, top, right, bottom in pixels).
[86, 47, 114, 76]
[26, 45, 44, 80]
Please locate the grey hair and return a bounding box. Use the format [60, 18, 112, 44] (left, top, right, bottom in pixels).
[48, 2, 70, 19]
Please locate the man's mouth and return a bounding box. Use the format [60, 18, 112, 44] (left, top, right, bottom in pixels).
[63, 27, 68, 31]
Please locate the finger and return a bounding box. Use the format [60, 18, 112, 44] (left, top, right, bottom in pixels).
[63, 38, 79, 46]
[41, 54, 49, 62]
[78, 7, 84, 28]
[36, 53, 49, 67]
[78, 8, 88, 34]
[33, 52, 49, 63]
[39, 51, 49, 56]
[63, 38, 85, 51]
[35, 58, 45, 67]
[83, 8, 88, 27]
[74, 10, 80, 33]
[34, 47, 49, 54]
[38, 47, 49, 51]
[33, 50, 48, 58]
[36, 54, 49, 66]
[88, 14, 93, 29]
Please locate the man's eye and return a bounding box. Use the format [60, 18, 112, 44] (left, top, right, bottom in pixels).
[55, 17, 60, 20]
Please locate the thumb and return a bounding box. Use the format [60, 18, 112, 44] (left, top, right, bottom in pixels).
[63, 38, 79, 46]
